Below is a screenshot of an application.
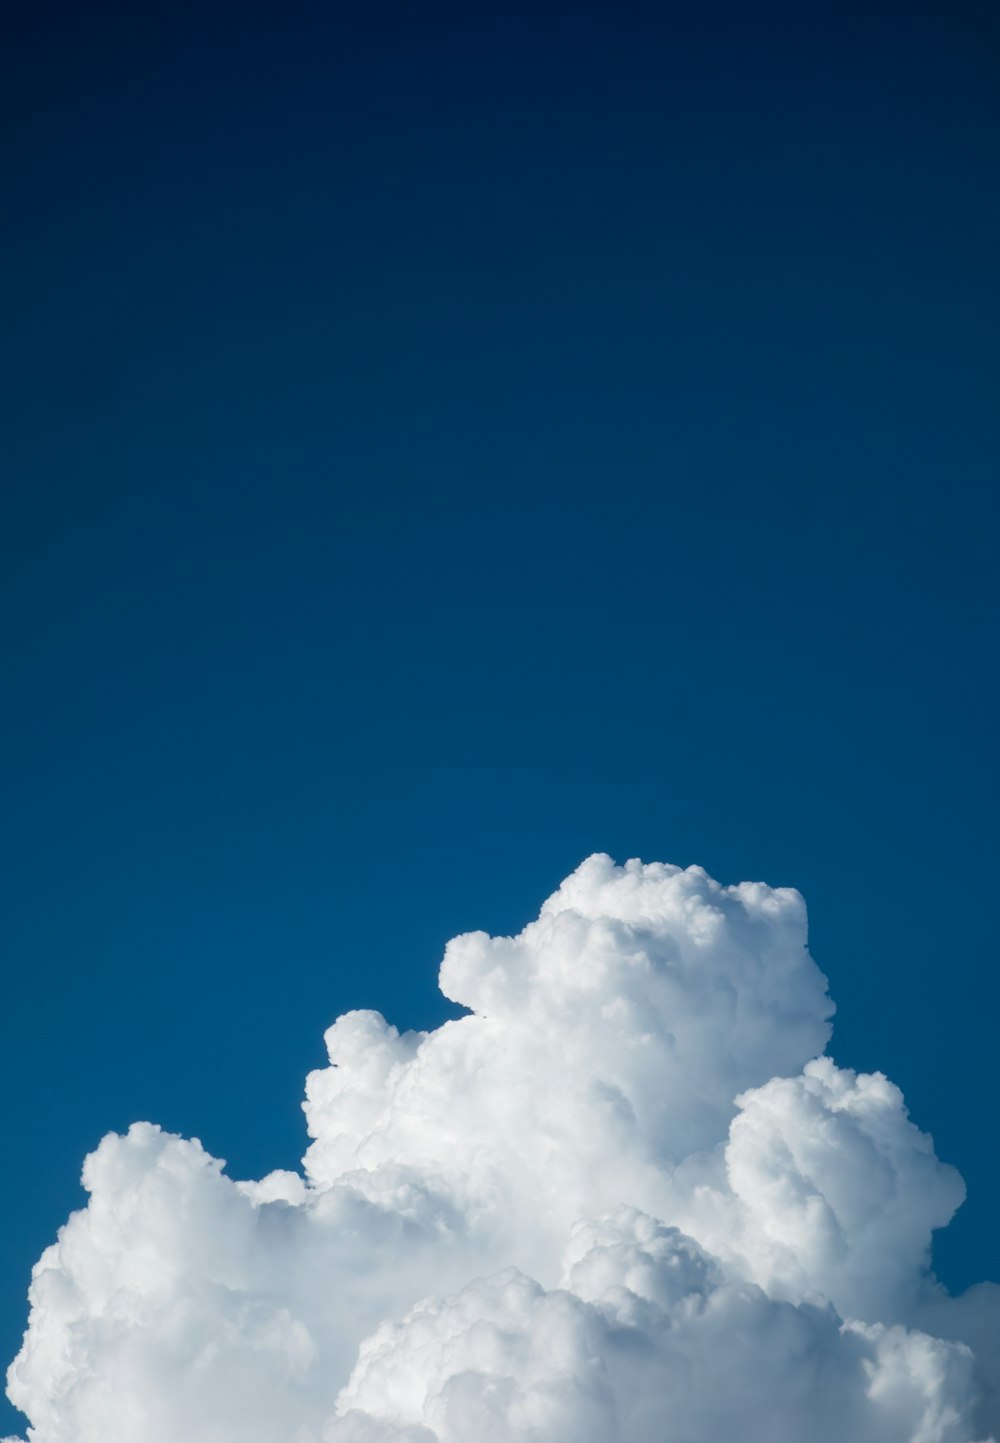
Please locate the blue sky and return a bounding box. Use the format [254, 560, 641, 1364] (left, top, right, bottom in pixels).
[2, 3, 998, 1432]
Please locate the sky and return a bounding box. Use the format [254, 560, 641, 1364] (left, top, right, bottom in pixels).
[1, 1, 999, 1436]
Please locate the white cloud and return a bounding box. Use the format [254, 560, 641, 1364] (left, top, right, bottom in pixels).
[333, 1212, 981, 1443]
[5, 855, 997, 1442]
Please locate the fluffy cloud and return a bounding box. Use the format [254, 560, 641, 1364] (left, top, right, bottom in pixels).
[5, 855, 996, 1442]
[333, 1212, 980, 1443]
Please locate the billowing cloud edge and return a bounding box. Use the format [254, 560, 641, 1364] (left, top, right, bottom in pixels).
[5, 854, 997, 1443]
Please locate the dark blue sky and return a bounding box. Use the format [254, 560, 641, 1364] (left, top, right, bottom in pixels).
[2, 2, 998, 1430]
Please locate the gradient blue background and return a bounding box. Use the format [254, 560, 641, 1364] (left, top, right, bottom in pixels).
[2, 2, 998, 1430]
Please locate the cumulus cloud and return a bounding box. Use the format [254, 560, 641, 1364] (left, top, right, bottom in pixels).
[5, 855, 997, 1442]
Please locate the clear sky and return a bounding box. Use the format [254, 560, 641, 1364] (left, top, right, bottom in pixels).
[2, 3, 998, 1433]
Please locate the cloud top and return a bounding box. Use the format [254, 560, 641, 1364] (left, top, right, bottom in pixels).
[5, 855, 996, 1442]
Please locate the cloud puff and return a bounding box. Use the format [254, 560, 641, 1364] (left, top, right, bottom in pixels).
[5, 855, 997, 1442]
[333, 1212, 980, 1443]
